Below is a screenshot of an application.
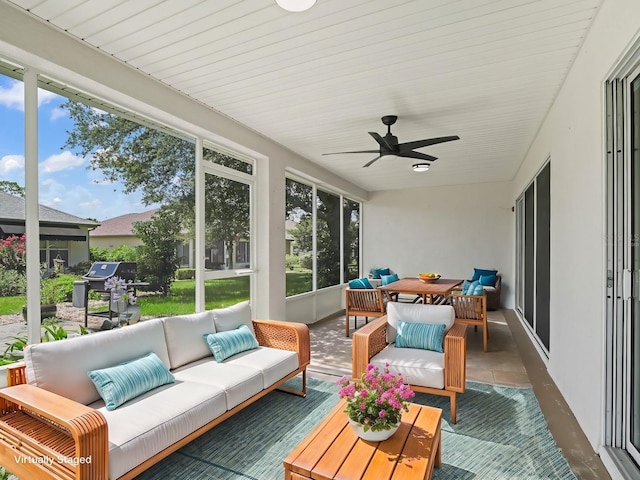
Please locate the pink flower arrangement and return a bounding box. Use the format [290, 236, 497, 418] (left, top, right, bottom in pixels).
[337, 363, 415, 432]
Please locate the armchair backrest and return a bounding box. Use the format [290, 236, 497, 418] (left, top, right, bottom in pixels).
[386, 302, 455, 344]
[449, 293, 486, 320]
[345, 287, 385, 315]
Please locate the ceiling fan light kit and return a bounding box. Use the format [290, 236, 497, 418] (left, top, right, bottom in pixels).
[275, 0, 316, 12]
[322, 115, 459, 168]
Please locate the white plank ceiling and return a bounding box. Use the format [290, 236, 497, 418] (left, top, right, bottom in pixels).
[7, 0, 602, 191]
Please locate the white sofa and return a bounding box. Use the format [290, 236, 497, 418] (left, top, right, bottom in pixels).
[0, 301, 310, 480]
[352, 302, 467, 423]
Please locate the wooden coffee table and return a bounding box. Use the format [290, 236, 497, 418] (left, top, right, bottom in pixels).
[284, 399, 442, 479]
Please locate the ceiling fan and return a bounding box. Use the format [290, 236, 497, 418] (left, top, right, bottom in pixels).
[323, 115, 460, 168]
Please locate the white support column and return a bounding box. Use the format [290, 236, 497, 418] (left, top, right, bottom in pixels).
[194, 137, 205, 312]
[24, 68, 40, 344]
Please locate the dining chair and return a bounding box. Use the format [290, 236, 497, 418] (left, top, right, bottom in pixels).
[345, 287, 386, 337]
[448, 291, 488, 352]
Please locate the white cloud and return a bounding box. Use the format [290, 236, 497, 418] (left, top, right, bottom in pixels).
[41, 178, 56, 186]
[0, 80, 59, 111]
[0, 154, 24, 174]
[50, 107, 67, 121]
[80, 198, 101, 209]
[39, 150, 85, 173]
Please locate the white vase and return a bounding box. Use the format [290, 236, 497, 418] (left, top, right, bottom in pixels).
[348, 418, 400, 442]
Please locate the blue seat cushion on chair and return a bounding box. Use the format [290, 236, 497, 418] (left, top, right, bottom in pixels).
[349, 277, 374, 289]
[472, 268, 498, 281]
[381, 273, 399, 285]
[479, 274, 497, 286]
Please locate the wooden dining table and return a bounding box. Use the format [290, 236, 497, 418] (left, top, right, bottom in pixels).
[378, 277, 464, 304]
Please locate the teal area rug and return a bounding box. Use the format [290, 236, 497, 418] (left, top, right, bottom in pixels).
[134, 377, 575, 480]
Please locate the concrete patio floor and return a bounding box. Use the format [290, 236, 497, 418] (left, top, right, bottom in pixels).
[307, 309, 610, 480]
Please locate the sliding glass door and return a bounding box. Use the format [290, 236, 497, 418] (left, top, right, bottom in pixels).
[515, 161, 551, 353]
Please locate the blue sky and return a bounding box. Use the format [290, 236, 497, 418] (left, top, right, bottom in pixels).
[0, 75, 153, 221]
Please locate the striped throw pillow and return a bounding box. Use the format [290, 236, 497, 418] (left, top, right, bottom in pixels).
[87, 352, 175, 411]
[395, 320, 446, 353]
[203, 324, 259, 362]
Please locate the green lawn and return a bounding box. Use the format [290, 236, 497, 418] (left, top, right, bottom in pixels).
[0, 295, 25, 315]
[1, 272, 317, 318]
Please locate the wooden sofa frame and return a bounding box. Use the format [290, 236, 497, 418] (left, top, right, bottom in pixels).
[352, 315, 467, 423]
[0, 319, 310, 480]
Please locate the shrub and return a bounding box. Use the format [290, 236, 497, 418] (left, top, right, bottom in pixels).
[0, 269, 26, 296]
[299, 254, 313, 270]
[176, 268, 195, 280]
[41, 274, 80, 303]
[0, 234, 26, 274]
[285, 254, 299, 271]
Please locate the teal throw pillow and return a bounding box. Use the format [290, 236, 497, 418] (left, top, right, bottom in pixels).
[381, 273, 399, 286]
[370, 267, 390, 279]
[349, 277, 374, 289]
[466, 280, 484, 295]
[203, 324, 259, 362]
[472, 268, 498, 281]
[395, 320, 446, 353]
[461, 280, 472, 294]
[87, 352, 175, 411]
[479, 274, 497, 286]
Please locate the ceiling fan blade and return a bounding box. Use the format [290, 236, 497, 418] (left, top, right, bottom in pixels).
[368, 132, 393, 150]
[322, 150, 380, 155]
[397, 151, 438, 162]
[362, 155, 383, 168]
[398, 135, 460, 152]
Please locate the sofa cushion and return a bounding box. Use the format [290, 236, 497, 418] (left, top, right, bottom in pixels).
[172, 358, 263, 409]
[162, 311, 216, 369]
[370, 267, 390, 279]
[212, 300, 254, 335]
[223, 346, 299, 389]
[395, 321, 446, 353]
[370, 345, 445, 389]
[203, 325, 259, 362]
[24, 319, 170, 406]
[89, 380, 226, 480]
[386, 302, 454, 344]
[348, 277, 374, 289]
[88, 352, 175, 411]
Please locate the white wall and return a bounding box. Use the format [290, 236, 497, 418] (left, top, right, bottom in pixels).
[363, 181, 514, 308]
[511, 0, 640, 453]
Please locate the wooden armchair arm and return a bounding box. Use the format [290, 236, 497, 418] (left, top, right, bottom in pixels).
[252, 319, 310, 368]
[444, 324, 467, 393]
[6, 361, 26, 386]
[351, 316, 388, 379]
[0, 384, 108, 479]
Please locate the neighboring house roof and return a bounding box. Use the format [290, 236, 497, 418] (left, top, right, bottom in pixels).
[90, 209, 159, 237]
[285, 219, 297, 241]
[0, 191, 99, 226]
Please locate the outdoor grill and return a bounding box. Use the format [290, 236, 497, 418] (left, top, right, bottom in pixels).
[81, 261, 137, 292]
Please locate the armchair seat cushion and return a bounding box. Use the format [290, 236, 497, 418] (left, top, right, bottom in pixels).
[370, 345, 444, 389]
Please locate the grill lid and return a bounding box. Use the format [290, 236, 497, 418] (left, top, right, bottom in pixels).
[82, 262, 137, 281]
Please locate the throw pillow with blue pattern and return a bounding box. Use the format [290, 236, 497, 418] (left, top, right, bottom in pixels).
[395, 320, 446, 353]
[87, 352, 175, 411]
[203, 324, 259, 362]
[348, 277, 374, 289]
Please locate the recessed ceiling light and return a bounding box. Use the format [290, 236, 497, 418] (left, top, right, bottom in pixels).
[412, 163, 430, 172]
[275, 0, 316, 12]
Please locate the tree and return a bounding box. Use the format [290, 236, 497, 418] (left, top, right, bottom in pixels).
[0, 181, 25, 197]
[63, 100, 251, 275]
[132, 210, 181, 295]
